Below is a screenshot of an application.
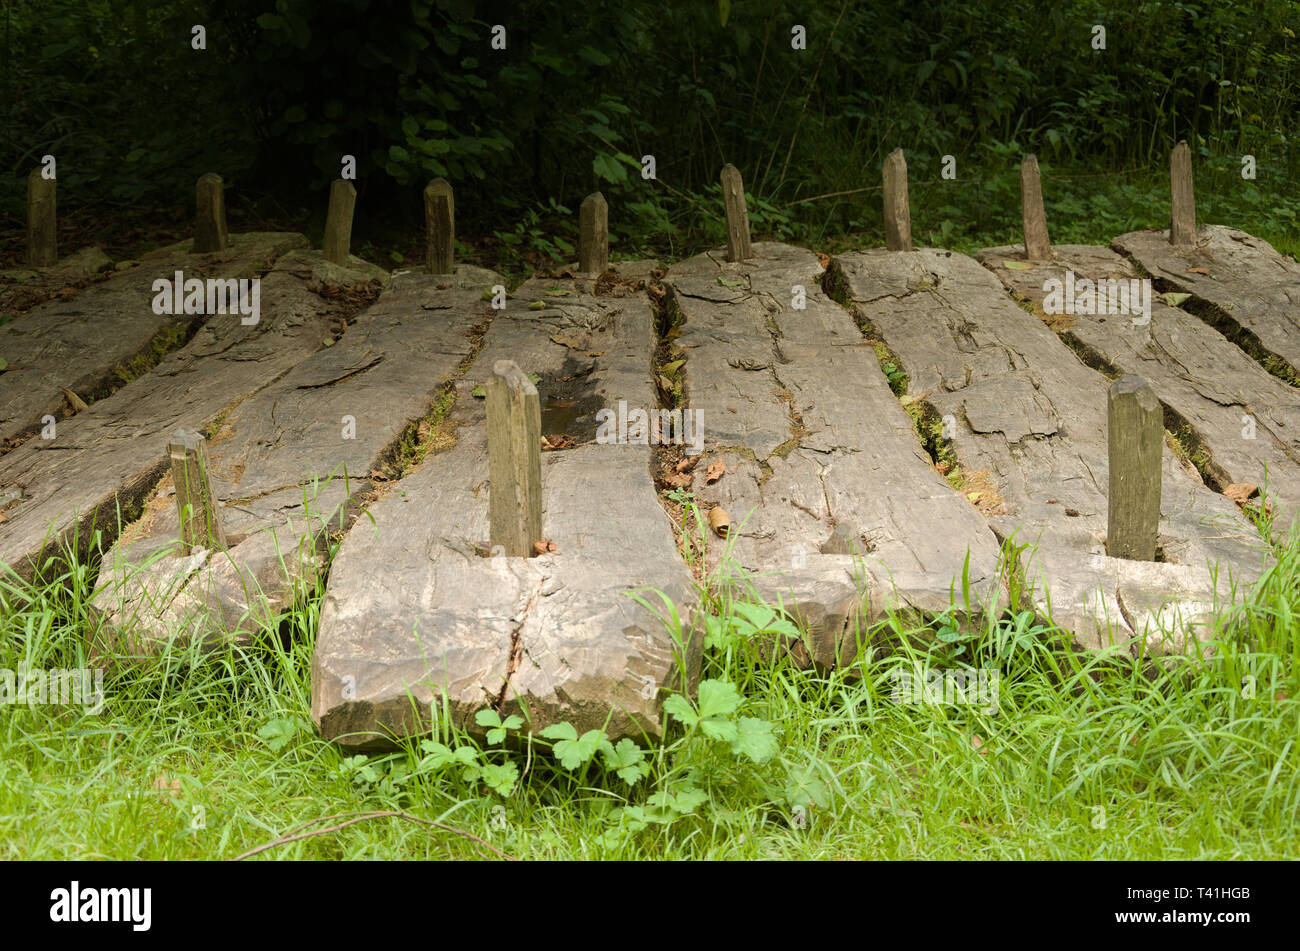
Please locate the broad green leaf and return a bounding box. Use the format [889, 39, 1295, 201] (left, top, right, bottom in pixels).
[662, 693, 698, 727]
[697, 679, 741, 719]
[730, 717, 778, 763]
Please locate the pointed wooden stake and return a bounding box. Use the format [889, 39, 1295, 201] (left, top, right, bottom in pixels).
[1020, 155, 1052, 260]
[1107, 376, 1163, 561]
[720, 164, 752, 262]
[882, 148, 912, 252]
[168, 429, 227, 554]
[487, 360, 542, 558]
[424, 178, 455, 275]
[579, 191, 609, 274]
[1169, 140, 1197, 247]
[323, 179, 357, 266]
[26, 168, 57, 268]
[194, 173, 228, 253]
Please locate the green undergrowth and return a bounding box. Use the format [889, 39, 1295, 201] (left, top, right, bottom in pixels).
[1, 489, 1297, 860]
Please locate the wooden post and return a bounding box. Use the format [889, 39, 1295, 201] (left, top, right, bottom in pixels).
[194, 173, 228, 253]
[579, 191, 609, 274]
[487, 360, 542, 558]
[26, 168, 57, 267]
[1020, 155, 1052, 260]
[1169, 140, 1197, 247]
[882, 147, 912, 252]
[720, 164, 751, 262]
[1107, 376, 1162, 561]
[424, 178, 455, 274]
[322, 179, 357, 266]
[168, 429, 227, 554]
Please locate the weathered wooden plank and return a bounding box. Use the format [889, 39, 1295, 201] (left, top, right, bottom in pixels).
[312, 271, 699, 746]
[194, 173, 229, 253]
[26, 168, 57, 267]
[424, 178, 455, 275]
[87, 265, 500, 655]
[829, 247, 1265, 656]
[666, 243, 1004, 666]
[0, 250, 348, 585]
[578, 192, 609, 274]
[1113, 225, 1300, 376]
[1020, 155, 1051, 260]
[0, 232, 307, 451]
[322, 179, 357, 266]
[0, 246, 113, 318]
[1169, 141, 1197, 247]
[1107, 376, 1163, 560]
[978, 243, 1300, 518]
[487, 360, 543, 557]
[882, 148, 912, 252]
[720, 164, 752, 262]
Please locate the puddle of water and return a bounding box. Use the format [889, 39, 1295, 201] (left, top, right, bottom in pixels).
[537, 357, 602, 440]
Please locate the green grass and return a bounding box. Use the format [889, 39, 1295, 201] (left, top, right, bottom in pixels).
[1, 500, 1297, 860]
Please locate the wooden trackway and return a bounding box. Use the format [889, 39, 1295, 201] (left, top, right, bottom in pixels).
[0, 245, 360, 582]
[979, 243, 1300, 516]
[3, 157, 1299, 746]
[1113, 226, 1300, 377]
[664, 243, 1003, 669]
[0, 233, 307, 449]
[312, 265, 699, 747]
[828, 248, 1265, 650]
[91, 262, 495, 656]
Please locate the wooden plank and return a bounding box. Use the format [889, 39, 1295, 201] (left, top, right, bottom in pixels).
[1020, 155, 1051, 260]
[194, 173, 228, 253]
[424, 178, 455, 275]
[0, 246, 113, 318]
[322, 179, 357, 266]
[0, 250, 346, 585]
[1113, 225, 1300, 377]
[578, 192, 609, 274]
[666, 243, 1004, 666]
[829, 247, 1264, 656]
[0, 232, 307, 451]
[487, 360, 543, 557]
[312, 271, 698, 746]
[168, 429, 227, 553]
[978, 242, 1300, 518]
[1107, 376, 1163, 560]
[720, 164, 752, 262]
[26, 168, 57, 268]
[882, 148, 912, 252]
[87, 265, 500, 655]
[1169, 141, 1197, 246]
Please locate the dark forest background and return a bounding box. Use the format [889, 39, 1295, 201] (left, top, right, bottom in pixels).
[3, 0, 1299, 273]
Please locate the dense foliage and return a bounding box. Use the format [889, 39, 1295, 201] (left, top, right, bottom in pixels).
[4, 0, 1298, 256]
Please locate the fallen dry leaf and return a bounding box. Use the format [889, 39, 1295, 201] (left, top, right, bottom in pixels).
[676, 455, 700, 474]
[971, 734, 987, 755]
[1186, 267, 1210, 275]
[816, 252, 830, 269]
[60, 386, 88, 412]
[707, 507, 730, 537]
[664, 472, 692, 489]
[1064, 507, 1080, 517]
[705, 461, 726, 484]
[1223, 482, 1259, 507]
[533, 539, 557, 555]
[367, 469, 390, 482]
[541, 434, 575, 451]
[152, 774, 182, 798]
